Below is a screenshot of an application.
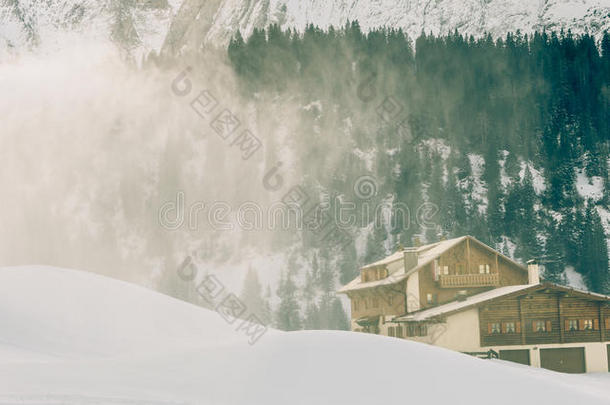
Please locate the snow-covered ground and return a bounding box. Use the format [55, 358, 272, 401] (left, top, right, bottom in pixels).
[0, 266, 609, 405]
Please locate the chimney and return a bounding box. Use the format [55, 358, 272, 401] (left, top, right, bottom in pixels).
[527, 260, 540, 285]
[413, 236, 422, 247]
[403, 247, 419, 272]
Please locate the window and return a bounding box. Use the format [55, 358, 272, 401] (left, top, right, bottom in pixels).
[442, 265, 449, 275]
[568, 319, 578, 331]
[504, 322, 516, 334]
[407, 324, 417, 337]
[533, 320, 551, 333]
[456, 264, 464, 274]
[583, 319, 593, 331]
[479, 264, 490, 274]
[396, 326, 404, 338]
[427, 293, 433, 304]
[418, 324, 428, 337]
[388, 327, 395, 337]
[353, 299, 359, 311]
[489, 323, 501, 334]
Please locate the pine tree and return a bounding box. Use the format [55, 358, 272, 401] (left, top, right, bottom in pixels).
[580, 201, 609, 293]
[338, 242, 359, 285]
[514, 167, 541, 261]
[542, 218, 566, 284]
[329, 298, 350, 330]
[275, 271, 302, 331]
[262, 285, 273, 326]
[303, 302, 321, 329]
[239, 267, 269, 324]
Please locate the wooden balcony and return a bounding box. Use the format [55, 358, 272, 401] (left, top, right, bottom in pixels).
[439, 273, 500, 288]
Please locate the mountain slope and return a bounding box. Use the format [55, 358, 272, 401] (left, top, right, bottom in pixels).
[0, 266, 609, 405]
[0, 0, 183, 59]
[3, 0, 610, 57]
[202, 0, 610, 45]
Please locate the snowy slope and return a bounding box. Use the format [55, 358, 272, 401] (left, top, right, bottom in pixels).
[0, 266, 252, 358]
[1, 266, 609, 405]
[202, 0, 610, 46]
[3, 0, 610, 57]
[0, 0, 183, 60]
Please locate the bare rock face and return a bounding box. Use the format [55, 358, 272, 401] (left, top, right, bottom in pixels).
[200, 0, 610, 45]
[1, 0, 609, 57]
[0, 0, 180, 58]
[160, 0, 224, 56]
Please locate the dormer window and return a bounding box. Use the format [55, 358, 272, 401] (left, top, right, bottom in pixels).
[361, 267, 388, 282]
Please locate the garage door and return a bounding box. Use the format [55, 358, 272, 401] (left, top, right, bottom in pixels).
[499, 349, 530, 366]
[540, 347, 586, 374]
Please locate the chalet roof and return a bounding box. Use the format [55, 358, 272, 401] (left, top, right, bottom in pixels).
[338, 235, 526, 294]
[337, 236, 467, 294]
[393, 283, 610, 323]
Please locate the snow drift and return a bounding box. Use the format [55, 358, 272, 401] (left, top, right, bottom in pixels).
[0, 266, 609, 404]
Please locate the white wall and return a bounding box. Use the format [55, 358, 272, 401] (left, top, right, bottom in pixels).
[408, 308, 481, 352]
[406, 272, 420, 312]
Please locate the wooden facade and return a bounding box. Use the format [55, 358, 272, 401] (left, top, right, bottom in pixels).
[345, 236, 528, 329]
[348, 280, 407, 321]
[346, 237, 527, 333]
[417, 240, 527, 311]
[479, 289, 610, 347]
[339, 235, 610, 373]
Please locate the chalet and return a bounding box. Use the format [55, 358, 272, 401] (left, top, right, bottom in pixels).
[338, 235, 610, 373]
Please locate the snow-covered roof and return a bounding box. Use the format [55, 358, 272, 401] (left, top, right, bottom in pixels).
[338, 235, 528, 294]
[394, 283, 610, 322]
[394, 285, 533, 322]
[339, 236, 468, 293]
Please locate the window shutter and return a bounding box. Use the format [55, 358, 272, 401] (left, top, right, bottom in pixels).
[532, 321, 537, 332]
[593, 319, 599, 330]
[501, 323, 507, 333]
[579, 319, 585, 330]
[516, 322, 521, 333]
[488, 323, 492, 334]
[545, 321, 552, 332]
[606, 318, 610, 330]
[565, 320, 570, 331]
